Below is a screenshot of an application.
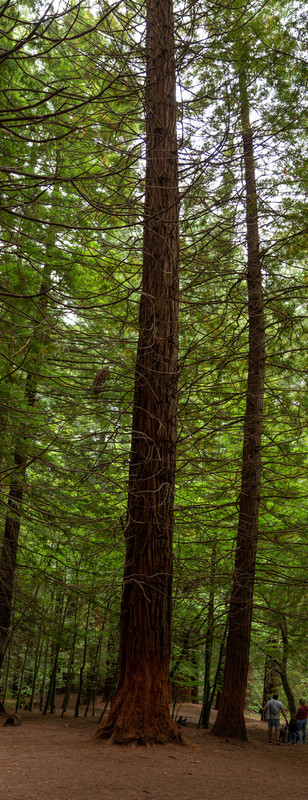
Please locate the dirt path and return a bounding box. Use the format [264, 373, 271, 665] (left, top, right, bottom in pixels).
[0, 703, 306, 800]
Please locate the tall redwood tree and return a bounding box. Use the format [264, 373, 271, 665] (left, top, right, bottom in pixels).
[94, 0, 182, 744]
[0, 280, 48, 676]
[212, 65, 266, 740]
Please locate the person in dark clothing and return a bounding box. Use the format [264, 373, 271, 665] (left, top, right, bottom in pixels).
[295, 698, 308, 743]
[288, 715, 299, 745]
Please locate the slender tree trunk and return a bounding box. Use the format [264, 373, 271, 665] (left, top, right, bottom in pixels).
[198, 543, 216, 728]
[276, 614, 296, 715]
[95, 0, 181, 745]
[43, 591, 66, 715]
[61, 603, 78, 718]
[211, 625, 228, 711]
[39, 638, 50, 712]
[1, 635, 12, 707]
[29, 630, 43, 712]
[212, 69, 265, 740]
[261, 640, 279, 720]
[84, 633, 103, 718]
[43, 642, 61, 716]
[61, 650, 75, 718]
[15, 639, 30, 713]
[75, 598, 91, 718]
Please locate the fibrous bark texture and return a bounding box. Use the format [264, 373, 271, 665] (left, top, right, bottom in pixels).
[212, 70, 265, 740]
[94, 0, 181, 745]
[0, 281, 48, 677]
[0, 377, 36, 674]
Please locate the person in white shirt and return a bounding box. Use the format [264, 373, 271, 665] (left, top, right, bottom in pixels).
[266, 692, 288, 744]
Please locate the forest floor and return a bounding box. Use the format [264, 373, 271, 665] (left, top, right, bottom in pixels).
[0, 699, 307, 800]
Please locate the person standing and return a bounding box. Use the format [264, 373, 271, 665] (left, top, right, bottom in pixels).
[266, 692, 288, 744]
[295, 698, 308, 743]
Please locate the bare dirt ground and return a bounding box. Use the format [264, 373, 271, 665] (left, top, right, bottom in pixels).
[0, 700, 306, 800]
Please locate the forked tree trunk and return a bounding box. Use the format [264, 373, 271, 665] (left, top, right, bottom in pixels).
[94, 0, 181, 745]
[212, 69, 265, 740]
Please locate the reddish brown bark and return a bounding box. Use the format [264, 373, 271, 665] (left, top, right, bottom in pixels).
[212, 70, 265, 740]
[0, 283, 48, 676]
[94, 0, 181, 745]
[0, 379, 36, 674]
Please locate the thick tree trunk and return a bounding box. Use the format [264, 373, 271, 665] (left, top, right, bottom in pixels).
[0, 281, 48, 676]
[212, 70, 265, 740]
[0, 379, 35, 674]
[94, 0, 181, 745]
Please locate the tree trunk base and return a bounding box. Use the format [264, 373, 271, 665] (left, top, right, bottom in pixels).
[93, 695, 185, 745]
[94, 716, 184, 745]
[211, 714, 247, 741]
